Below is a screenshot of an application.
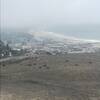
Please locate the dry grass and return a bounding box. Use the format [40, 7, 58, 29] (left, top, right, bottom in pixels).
[0, 53, 100, 100]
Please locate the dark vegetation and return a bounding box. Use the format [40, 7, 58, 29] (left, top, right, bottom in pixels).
[0, 40, 11, 58]
[0, 40, 26, 58]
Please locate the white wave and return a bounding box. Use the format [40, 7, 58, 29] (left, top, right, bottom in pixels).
[29, 31, 100, 43]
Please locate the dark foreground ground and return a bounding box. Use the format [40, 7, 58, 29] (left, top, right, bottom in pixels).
[0, 53, 100, 100]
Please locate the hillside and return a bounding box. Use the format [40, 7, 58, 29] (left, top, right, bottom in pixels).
[1, 31, 100, 54]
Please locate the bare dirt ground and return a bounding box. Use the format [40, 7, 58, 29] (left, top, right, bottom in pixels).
[0, 53, 100, 100]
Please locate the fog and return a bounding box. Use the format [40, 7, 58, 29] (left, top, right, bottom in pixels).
[1, 0, 100, 40]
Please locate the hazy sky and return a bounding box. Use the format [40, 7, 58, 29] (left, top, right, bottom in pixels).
[1, 0, 100, 39]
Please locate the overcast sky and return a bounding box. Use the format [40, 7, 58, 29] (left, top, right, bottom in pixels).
[1, 0, 100, 39]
